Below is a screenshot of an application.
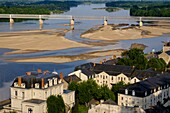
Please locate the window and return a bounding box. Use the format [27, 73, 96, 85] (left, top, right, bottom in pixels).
[112, 77, 114, 80]
[28, 108, 33, 113]
[103, 76, 105, 79]
[15, 91, 17, 96]
[121, 97, 123, 100]
[134, 79, 136, 83]
[22, 92, 25, 99]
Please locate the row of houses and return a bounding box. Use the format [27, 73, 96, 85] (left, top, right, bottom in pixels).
[68, 62, 160, 89]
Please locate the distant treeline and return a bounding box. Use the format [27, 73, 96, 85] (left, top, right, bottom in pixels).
[106, 1, 170, 17]
[0, 1, 81, 22]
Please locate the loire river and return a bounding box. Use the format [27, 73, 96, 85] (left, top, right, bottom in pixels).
[0, 3, 169, 101]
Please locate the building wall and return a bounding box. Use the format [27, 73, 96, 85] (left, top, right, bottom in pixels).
[62, 91, 75, 108]
[158, 52, 170, 64]
[116, 73, 130, 84]
[68, 70, 88, 81]
[11, 82, 64, 111]
[118, 86, 170, 110]
[88, 103, 145, 113]
[130, 77, 140, 84]
[22, 102, 46, 113]
[163, 46, 170, 52]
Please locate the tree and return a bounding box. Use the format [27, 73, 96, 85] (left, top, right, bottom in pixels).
[111, 81, 126, 102]
[47, 95, 66, 113]
[147, 58, 167, 71]
[99, 85, 115, 101]
[117, 48, 148, 70]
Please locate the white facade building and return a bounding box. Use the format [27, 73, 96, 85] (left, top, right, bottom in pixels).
[69, 63, 158, 89]
[118, 74, 170, 110]
[88, 99, 145, 113]
[10, 70, 75, 113]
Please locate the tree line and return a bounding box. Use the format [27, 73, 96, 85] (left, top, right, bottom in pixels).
[106, 1, 170, 17]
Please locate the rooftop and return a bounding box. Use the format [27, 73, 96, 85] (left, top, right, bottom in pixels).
[23, 99, 45, 104]
[119, 73, 170, 97]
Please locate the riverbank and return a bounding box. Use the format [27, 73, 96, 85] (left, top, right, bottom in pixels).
[7, 49, 125, 63]
[81, 25, 170, 41]
[0, 29, 90, 55]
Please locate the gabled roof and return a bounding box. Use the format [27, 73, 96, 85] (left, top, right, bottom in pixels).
[63, 74, 81, 83]
[11, 71, 60, 89]
[102, 99, 117, 105]
[131, 69, 159, 80]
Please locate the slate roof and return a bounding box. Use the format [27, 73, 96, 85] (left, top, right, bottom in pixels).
[11, 71, 60, 89]
[63, 74, 81, 83]
[119, 74, 170, 97]
[23, 99, 45, 104]
[75, 62, 135, 77]
[102, 99, 117, 105]
[74, 62, 161, 80]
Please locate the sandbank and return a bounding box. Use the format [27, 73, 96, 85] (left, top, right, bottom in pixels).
[81, 25, 170, 41]
[7, 49, 125, 63]
[0, 29, 90, 54]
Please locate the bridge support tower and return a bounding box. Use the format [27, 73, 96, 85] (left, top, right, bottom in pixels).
[104, 16, 108, 26]
[39, 15, 43, 25]
[9, 15, 14, 24]
[139, 17, 143, 27]
[70, 17, 74, 26]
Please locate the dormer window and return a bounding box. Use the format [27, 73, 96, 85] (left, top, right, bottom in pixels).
[14, 82, 19, 87]
[125, 89, 128, 95]
[53, 78, 58, 85]
[21, 83, 26, 88]
[35, 83, 39, 88]
[132, 90, 135, 96]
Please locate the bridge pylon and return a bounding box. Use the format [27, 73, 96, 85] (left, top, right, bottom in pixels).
[9, 15, 14, 24]
[39, 15, 43, 25]
[70, 16, 74, 26]
[104, 16, 108, 26]
[139, 17, 143, 27]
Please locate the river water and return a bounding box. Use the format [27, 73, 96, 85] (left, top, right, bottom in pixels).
[0, 3, 169, 101]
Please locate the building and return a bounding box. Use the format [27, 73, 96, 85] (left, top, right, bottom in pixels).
[88, 99, 145, 113]
[69, 62, 159, 88]
[9, 69, 75, 113]
[159, 51, 170, 64]
[63, 74, 81, 89]
[118, 73, 170, 110]
[158, 41, 170, 64]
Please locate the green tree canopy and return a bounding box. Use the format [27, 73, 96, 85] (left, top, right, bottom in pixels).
[117, 48, 148, 70]
[47, 95, 66, 113]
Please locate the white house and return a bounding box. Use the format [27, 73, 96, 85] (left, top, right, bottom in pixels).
[69, 63, 158, 89]
[9, 69, 75, 113]
[118, 73, 170, 110]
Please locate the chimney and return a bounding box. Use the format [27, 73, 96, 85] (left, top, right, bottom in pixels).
[93, 63, 96, 67]
[43, 70, 49, 75]
[37, 69, 42, 73]
[41, 78, 44, 89]
[60, 72, 63, 81]
[70, 75, 72, 82]
[18, 76, 22, 87]
[26, 72, 31, 76]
